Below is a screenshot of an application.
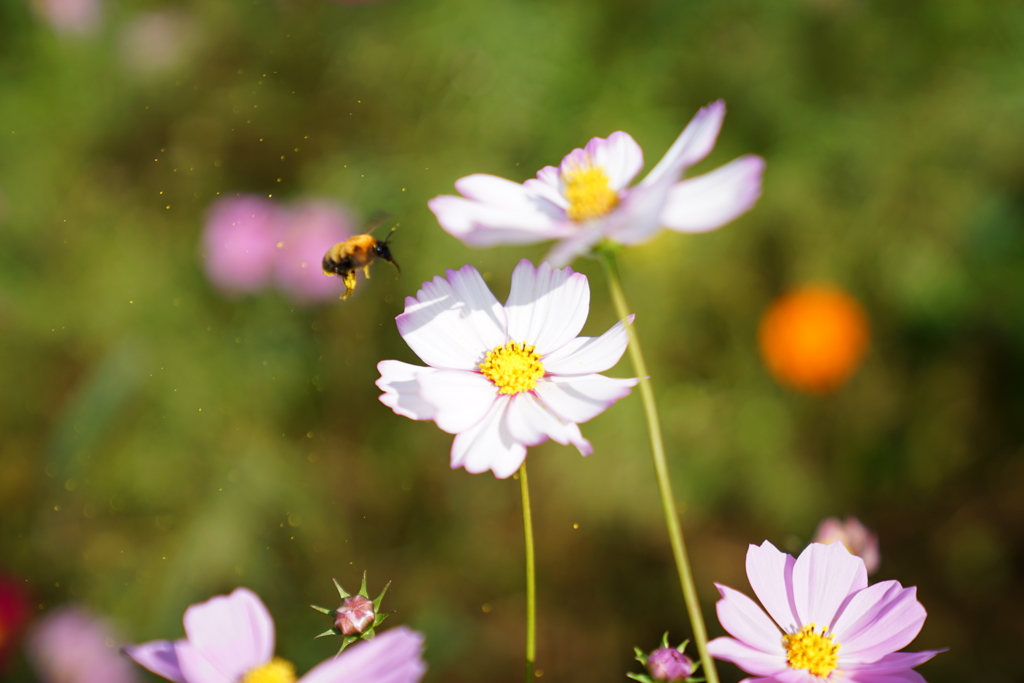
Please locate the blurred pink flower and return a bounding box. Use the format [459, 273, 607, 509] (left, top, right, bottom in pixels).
[0, 576, 31, 670]
[119, 11, 200, 73]
[26, 606, 139, 683]
[377, 260, 638, 478]
[202, 195, 282, 296]
[429, 101, 764, 266]
[707, 540, 942, 683]
[125, 587, 426, 683]
[33, 0, 101, 35]
[274, 201, 352, 304]
[813, 516, 880, 575]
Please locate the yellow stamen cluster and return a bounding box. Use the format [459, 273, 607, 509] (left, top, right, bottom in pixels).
[783, 624, 840, 678]
[478, 341, 545, 395]
[563, 164, 618, 222]
[241, 658, 297, 683]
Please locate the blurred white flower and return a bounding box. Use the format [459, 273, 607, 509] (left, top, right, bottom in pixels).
[377, 259, 638, 478]
[429, 101, 764, 266]
[119, 11, 201, 73]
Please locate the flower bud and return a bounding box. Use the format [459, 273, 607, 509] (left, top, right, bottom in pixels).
[647, 647, 695, 681]
[813, 516, 880, 574]
[333, 594, 375, 636]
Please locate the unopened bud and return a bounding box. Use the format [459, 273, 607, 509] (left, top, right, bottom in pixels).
[334, 594, 375, 635]
[647, 647, 695, 681]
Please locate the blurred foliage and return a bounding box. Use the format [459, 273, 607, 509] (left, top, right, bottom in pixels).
[2, 0, 1023, 681]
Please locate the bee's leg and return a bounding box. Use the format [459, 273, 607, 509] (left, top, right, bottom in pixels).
[362, 265, 372, 280]
[341, 271, 357, 300]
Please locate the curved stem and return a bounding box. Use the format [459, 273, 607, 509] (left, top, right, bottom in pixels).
[519, 462, 536, 683]
[598, 249, 719, 683]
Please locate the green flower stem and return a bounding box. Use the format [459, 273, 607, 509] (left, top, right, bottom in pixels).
[598, 249, 719, 683]
[519, 462, 537, 683]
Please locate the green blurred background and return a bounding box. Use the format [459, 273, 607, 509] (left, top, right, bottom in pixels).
[1, 0, 1022, 681]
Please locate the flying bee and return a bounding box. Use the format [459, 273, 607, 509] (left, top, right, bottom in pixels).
[322, 220, 401, 300]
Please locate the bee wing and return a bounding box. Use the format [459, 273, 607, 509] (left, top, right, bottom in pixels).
[363, 211, 392, 236]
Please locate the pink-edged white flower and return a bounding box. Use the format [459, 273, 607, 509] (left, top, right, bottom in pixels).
[376, 259, 638, 478]
[813, 516, 880, 575]
[125, 587, 426, 683]
[707, 541, 943, 683]
[429, 100, 764, 266]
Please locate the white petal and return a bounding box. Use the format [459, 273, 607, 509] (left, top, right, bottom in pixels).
[584, 131, 644, 191]
[429, 173, 571, 248]
[505, 392, 593, 455]
[396, 265, 508, 370]
[601, 175, 679, 246]
[533, 374, 638, 424]
[523, 166, 569, 209]
[505, 260, 590, 353]
[376, 361, 439, 422]
[449, 396, 527, 478]
[543, 315, 633, 376]
[543, 223, 606, 268]
[641, 100, 726, 188]
[418, 370, 498, 434]
[660, 155, 765, 233]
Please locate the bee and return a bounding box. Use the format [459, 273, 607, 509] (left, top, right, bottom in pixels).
[322, 221, 401, 300]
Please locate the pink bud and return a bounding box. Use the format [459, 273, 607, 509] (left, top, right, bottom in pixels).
[334, 594, 375, 636]
[813, 516, 880, 574]
[648, 647, 694, 681]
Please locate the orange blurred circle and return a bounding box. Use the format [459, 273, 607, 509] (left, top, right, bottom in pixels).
[758, 285, 870, 395]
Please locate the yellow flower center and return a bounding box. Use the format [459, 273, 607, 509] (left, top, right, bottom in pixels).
[241, 658, 297, 683]
[478, 341, 545, 395]
[563, 164, 618, 221]
[784, 624, 840, 678]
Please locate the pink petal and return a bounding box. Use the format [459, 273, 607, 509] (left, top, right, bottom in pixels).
[376, 361, 439, 422]
[840, 671, 928, 683]
[641, 100, 726, 188]
[843, 650, 943, 674]
[417, 370, 498, 434]
[123, 640, 185, 683]
[396, 265, 507, 370]
[533, 374, 638, 423]
[745, 541, 801, 634]
[300, 627, 426, 683]
[792, 542, 868, 629]
[505, 392, 592, 455]
[449, 396, 527, 478]
[542, 315, 633, 376]
[523, 166, 569, 209]
[176, 641, 234, 683]
[180, 588, 274, 682]
[831, 582, 926, 664]
[582, 131, 644, 191]
[770, 671, 822, 683]
[714, 584, 786, 655]
[706, 636, 788, 677]
[505, 260, 590, 354]
[660, 155, 765, 233]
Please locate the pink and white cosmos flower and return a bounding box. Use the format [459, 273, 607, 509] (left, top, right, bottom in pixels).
[428, 100, 764, 266]
[377, 259, 638, 478]
[707, 541, 943, 683]
[124, 587, 426, 683]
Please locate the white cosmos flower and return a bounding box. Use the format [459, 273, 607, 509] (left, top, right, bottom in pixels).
[377, 259, 639, 478]
[428, 100, 765, 267]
